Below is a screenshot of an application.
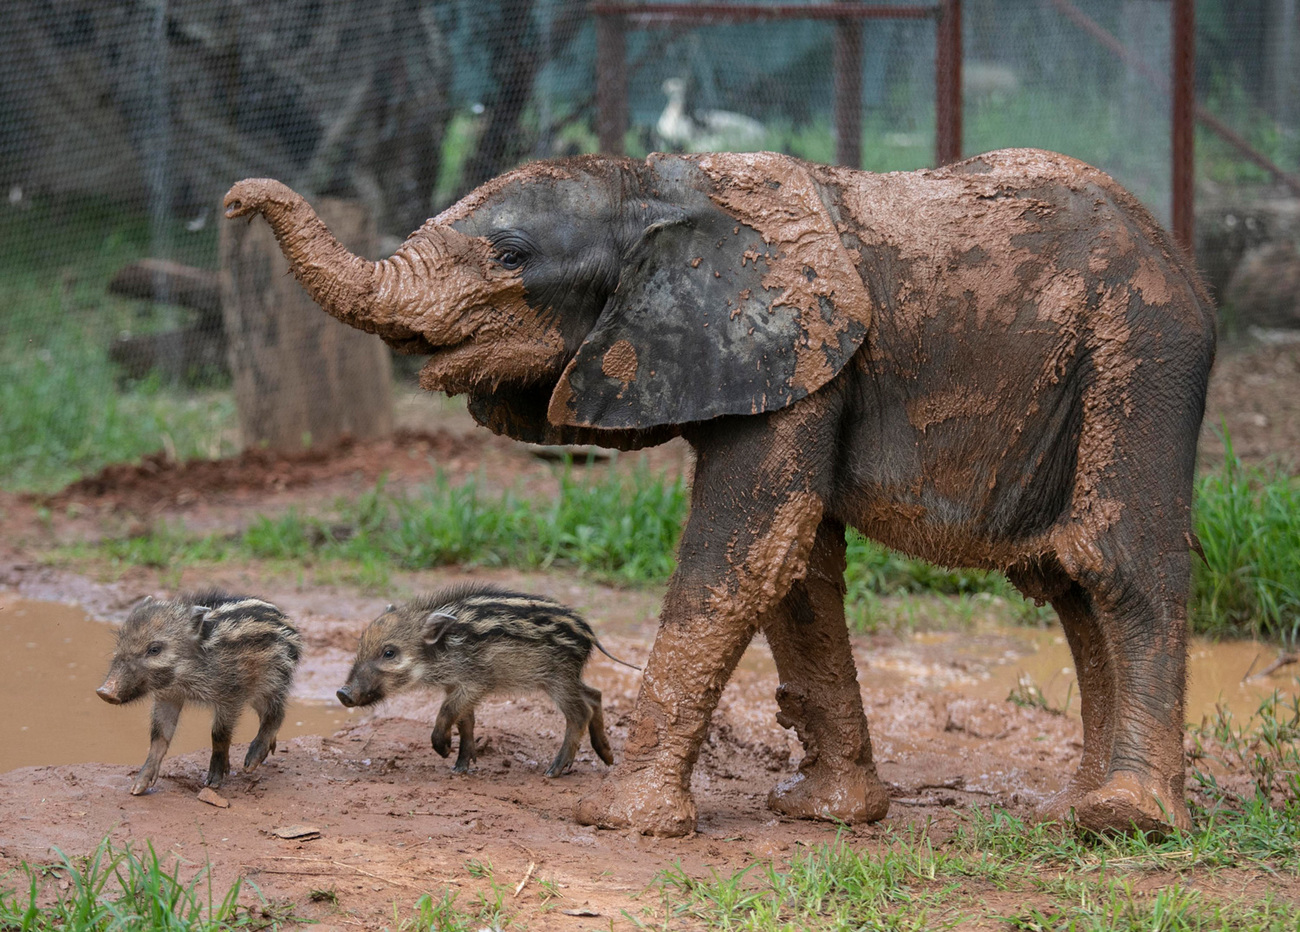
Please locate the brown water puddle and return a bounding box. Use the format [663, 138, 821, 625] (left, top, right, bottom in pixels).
[870, 627, 1298, 724]
[0, 597, 358, 773]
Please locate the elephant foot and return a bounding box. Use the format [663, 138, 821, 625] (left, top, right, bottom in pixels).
[574, 765, 697, 837]
[1044, 771, 1190, 836]
[767, 759, 890, 824]
[1036, 775, 1103, 825]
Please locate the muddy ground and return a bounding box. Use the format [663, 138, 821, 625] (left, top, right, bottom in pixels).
[0, 335, 1296, 929]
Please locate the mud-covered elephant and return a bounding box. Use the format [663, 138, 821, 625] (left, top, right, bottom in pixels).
[224, 148, 1215, 836]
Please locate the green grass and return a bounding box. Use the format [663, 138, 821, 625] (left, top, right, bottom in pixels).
[84, 467, 688, 589]
[1191, 441, 1300, 641]
[0, 838, 284, 930]
[648, 825, 1300, 931]
[63, 449, 1300, 639]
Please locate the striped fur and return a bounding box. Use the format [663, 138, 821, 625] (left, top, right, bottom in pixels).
[96, 591, 301, 795]
[338, 583, 634, 776]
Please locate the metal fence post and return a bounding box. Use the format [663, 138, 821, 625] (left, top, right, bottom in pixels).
[1172, 0, 1195, 253]
[834, 5, 864, 168]
[596, 3, 628, 156]
[935, 0, 962, 166]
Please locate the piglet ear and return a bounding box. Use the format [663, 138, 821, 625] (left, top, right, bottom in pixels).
[421, 611, 457, 647]
[189, 604, 211, 631]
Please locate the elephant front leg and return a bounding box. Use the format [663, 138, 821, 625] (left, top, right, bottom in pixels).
[573, 590, 756, 834]
[576, 409, 834, 836]
[764, 519, 890, 824]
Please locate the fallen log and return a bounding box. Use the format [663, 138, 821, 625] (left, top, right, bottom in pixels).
[108, 259, 221, 317]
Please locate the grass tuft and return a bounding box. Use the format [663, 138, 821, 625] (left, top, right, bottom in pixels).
[1191, 437, 1300, 640]
[0, 837, 282, 930]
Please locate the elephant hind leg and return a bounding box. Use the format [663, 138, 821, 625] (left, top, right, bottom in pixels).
[764, 519, 890, 824]
[1045, 500, 1193, 833]
[1009, 566, 1117, 823]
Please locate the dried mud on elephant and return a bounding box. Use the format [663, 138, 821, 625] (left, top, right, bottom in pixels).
[225, 146, 1215, 837]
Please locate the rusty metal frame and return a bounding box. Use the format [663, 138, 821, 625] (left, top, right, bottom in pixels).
[1171, 0, 1195, 253]
[592, 1, 960, 169]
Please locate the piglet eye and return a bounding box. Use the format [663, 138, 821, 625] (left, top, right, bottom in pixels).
[145, 642, 164, 657]
[382, 647, 398, 660]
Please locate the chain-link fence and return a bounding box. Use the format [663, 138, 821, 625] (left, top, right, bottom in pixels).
[0, 1, 1293, 491]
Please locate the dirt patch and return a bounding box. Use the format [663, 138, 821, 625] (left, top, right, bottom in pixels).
[0, 569, 1083, 928]
[43, 428, 485, 516]
[1199, 334, 1300, 470]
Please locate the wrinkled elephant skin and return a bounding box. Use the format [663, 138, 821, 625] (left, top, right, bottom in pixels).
[225, 148, 1214, 836]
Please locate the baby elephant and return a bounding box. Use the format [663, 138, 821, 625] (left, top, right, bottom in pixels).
[96, 591, 302, 795]
[336, 584, 638, 776]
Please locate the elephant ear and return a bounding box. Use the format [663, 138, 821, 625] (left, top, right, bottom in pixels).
[547, 151, 872, 430]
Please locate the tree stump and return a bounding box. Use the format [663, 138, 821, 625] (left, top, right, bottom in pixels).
[221, 198, 393, 452]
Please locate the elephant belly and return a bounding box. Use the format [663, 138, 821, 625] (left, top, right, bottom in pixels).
[831, 355, 1084, 572]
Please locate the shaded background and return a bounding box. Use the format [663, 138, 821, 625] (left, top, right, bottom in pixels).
[1, 0, 1295, 490]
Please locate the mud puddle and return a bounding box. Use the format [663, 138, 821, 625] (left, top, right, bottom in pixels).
[0, 597, 357, 772]
[869, 626, 1297, 723]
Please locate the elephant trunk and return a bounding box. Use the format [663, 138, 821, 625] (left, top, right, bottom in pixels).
[223, 178, 439, 352]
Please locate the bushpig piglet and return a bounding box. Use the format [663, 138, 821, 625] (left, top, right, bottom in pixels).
[336, 584, 638, 776]
[96, 591, 302, 794]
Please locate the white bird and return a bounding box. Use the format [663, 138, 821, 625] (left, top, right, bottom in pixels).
[656, 78, 767, 153]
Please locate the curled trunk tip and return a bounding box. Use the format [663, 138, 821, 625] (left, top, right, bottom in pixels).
[223, 178, 301, 220]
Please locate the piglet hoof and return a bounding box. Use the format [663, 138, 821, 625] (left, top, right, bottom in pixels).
[767, 761, 891, 824]
[130, 777, 156, 796]
[431, 731, 452, 758]
[574, 766, 697, 837]
[1070, 772, 1191, 837]
[204, 757, 229, 789]
[243, 741, 271, 772]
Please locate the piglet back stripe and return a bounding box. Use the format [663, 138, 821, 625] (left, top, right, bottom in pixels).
[182, 589, 248, 610]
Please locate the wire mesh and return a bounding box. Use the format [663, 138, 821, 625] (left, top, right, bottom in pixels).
[0, 0, 1291, 490]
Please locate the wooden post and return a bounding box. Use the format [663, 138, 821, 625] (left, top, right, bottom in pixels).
[833, 9, 864, 168]
[596, 5, 628, 155]
[935, 0, 963, 166]
[220, 198, 394, 452]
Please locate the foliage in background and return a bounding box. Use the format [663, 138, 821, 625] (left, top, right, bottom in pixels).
[0, 199, 235, 492]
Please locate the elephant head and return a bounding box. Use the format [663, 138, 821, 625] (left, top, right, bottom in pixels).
[223, 152, 872, 446]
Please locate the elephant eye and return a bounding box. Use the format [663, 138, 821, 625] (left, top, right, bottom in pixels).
[496, 249, 524, 270]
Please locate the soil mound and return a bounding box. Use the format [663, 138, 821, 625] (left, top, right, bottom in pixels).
[44, 428, 481, 512]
